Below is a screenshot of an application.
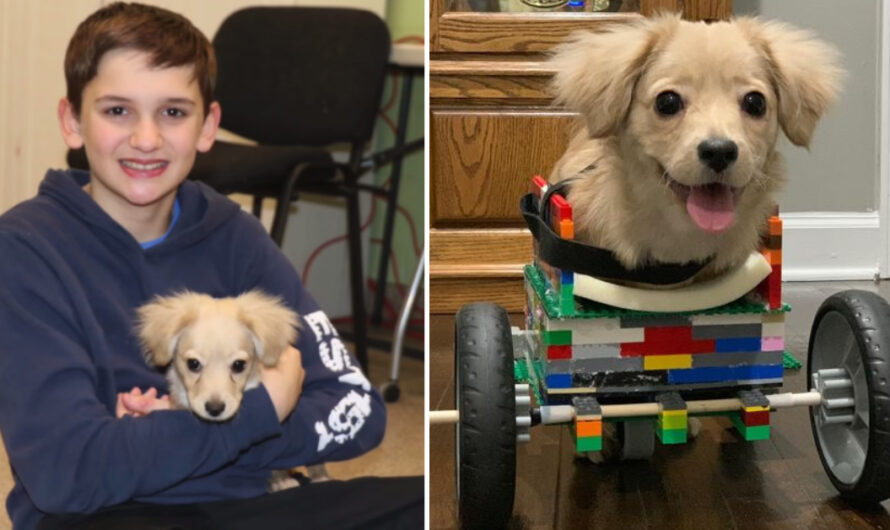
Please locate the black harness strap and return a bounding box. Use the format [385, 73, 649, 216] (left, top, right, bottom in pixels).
[520, 182, 711, 286]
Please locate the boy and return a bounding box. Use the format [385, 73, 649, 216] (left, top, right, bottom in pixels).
[0, 3, 422, 529]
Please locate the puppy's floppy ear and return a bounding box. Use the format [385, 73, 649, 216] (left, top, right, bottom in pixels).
[235, 290, 299, 367]
[738, 17, 843, 147]
[549, 14, 678, 138]
[136, 292, 204, 367]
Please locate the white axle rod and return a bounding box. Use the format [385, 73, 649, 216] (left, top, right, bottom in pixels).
[429, 391, 823, 425]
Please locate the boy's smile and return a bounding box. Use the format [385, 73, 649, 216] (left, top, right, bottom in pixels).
[58, 49, 220, 242]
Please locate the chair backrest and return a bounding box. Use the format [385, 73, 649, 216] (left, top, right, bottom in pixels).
[213, 7, 391, 147]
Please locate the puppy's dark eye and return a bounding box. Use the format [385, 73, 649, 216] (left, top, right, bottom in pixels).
[742, 91, 767, 117]
[655, 91, 683, 116]
[231, 360, 246, 373]
[186, 359, 201, 373]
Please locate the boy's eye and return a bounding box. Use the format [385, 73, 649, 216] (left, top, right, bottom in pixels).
[231, 360, 246, 373]
[163, 108, 187, 118]
[186, 359, 202, 373]
[105, 106, 128, 116]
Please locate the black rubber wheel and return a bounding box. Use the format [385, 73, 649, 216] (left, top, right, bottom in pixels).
[808, 290, 890, 505]
[455, 303, 516, 530]
[381, 381, 400, 403]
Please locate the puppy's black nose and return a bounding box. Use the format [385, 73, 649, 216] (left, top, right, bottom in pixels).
[698, 138, 738, 173]
[205, 400, 226, 417]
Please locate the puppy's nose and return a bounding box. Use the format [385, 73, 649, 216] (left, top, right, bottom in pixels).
[697, 138, 738, 173]
[205, 400, 226, 417]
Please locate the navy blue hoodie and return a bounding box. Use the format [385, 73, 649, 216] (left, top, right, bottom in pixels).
[0, 169, 386, 530]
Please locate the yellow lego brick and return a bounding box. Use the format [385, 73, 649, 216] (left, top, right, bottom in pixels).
[644, 354, 692, 370]
[743, 405, 770, 413]
[659, 415, 687, 431]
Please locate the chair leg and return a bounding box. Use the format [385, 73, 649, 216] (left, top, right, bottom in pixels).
[345, 186, 369, 374]
[252, 195, 263, 218]
[270, 163, 311, 247]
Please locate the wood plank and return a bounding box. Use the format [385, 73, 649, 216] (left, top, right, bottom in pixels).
[437, 11, 641, 53]
[430, 276, 525, 313]
[430, 228, 532, 265]
[431, 109, 576, 225]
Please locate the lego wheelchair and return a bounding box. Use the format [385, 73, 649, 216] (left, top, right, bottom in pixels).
[433, 176, 890, 529]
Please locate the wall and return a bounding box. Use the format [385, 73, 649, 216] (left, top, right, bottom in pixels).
[733, 0, 881, 213]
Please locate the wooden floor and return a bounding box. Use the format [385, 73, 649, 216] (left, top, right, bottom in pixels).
[430, 281, 890, 529]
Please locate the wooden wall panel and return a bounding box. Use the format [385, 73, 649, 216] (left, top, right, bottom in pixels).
[431, 109, 575, 226]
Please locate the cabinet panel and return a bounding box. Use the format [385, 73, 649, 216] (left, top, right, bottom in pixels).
[431, 109, 575, 226]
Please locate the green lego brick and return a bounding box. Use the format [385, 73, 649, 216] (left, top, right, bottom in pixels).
[656, 428, 687, 445]
[542, 329, 572, 346]
[560, 285, 575, 316]
[731, 415, 771, 441]
[782, 351, 802, 370]
[576, 435, 602, 452]
[525, 264, 790, 320]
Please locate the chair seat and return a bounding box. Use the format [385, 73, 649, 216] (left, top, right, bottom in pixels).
[190, 140, 335, 195]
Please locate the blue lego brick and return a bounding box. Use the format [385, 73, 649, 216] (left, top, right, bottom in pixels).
[715, 337, 762, 353]
[546, 373, 573, 389]
[561, 269, 574, 285]
[667, 364, 783, 384]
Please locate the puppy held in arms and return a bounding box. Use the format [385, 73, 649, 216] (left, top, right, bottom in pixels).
[137, 290, 300, 489]
[548, 14, 842, 281]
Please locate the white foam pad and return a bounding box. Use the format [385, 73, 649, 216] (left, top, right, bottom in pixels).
[572, 252, 772, 313]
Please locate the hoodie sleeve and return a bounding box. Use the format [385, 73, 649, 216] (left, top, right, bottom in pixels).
[232, 224, 386, 470]
[0, 234, 284, 515]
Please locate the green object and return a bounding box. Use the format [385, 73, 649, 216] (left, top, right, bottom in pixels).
[783, 351, 802, 370]
[731, 415, 771, 441]
[541, 329, 572, 346]
[656, 428, 688, 445]
[576, 435, 602, 452]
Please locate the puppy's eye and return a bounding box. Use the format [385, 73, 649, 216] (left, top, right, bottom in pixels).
[231, 360, 246, 373]
[655, 91, 683, 116]
[742, 91, 767, 117]
[186, 359, 202, 373]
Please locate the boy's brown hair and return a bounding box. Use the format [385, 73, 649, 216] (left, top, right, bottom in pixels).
[64, 2, 216, 117]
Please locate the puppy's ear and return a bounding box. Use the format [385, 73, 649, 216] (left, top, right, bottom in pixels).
[549, 15, 678, 138]
[236, 290, 299, 367]
[738, 17, 843, 147]
[136, 292, 203, 367]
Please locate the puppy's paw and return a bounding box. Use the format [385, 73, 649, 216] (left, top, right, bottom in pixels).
[268, 470, 300, 492]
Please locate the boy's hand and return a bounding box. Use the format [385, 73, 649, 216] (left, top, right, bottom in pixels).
[260, 346, 305, 422]
[116, 387, 171, 418]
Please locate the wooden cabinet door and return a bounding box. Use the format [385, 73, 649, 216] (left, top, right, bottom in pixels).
[429, 0, 733, 313]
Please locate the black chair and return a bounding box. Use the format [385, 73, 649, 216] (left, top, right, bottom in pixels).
[70, 7, 392, 371]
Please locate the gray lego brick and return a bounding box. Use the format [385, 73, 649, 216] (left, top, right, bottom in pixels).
[620, 314, 692, 328]
[692, 323, 763, 340]
[691, 351, 784, 368]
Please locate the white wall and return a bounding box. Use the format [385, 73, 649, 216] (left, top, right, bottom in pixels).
[733, 0, 888, 280]
[0, 0, 385, 316]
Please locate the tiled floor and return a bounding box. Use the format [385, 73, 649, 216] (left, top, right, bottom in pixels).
[0, 345, 423, 530]
[430, 280, 890, 529]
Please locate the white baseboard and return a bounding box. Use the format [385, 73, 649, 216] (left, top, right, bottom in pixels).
[782, 212, 882, 281]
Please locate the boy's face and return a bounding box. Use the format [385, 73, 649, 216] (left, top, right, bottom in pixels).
[58, 49, 220, 214]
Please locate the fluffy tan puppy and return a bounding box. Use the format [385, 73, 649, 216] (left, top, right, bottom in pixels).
[549, 14, 842, 280]
[136, 290, 299, 422]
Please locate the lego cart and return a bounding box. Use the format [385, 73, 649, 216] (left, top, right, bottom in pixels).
[431, 177, 890, 529]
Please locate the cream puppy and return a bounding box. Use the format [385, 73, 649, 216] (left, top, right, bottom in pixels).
[136, 290, 298, 422]
[549, 14, 842, 280]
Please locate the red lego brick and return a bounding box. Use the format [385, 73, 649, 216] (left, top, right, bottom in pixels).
[620, 327, 716, 356]
[547, 344, 572, 360]
[741, 409, 770, 426]
[549, 194, 572, 222]
[531, 175, 548, 197]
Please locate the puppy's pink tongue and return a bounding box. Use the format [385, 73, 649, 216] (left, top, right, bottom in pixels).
[686, 183, 735, 233]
